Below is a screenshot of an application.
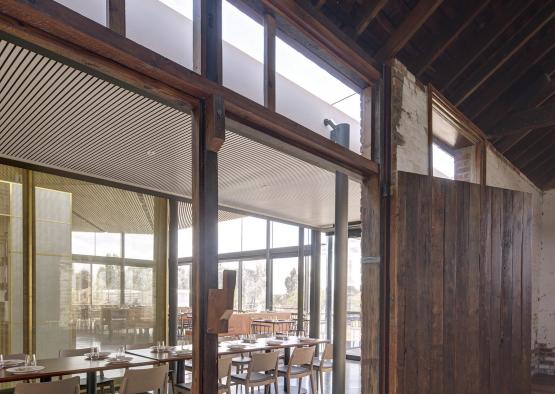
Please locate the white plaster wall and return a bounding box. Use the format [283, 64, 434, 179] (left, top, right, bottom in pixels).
[391, 61, 429, 176]
[538, 190, 555, 347]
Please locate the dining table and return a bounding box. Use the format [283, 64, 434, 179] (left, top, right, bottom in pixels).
[0, 354, 157, 394]
[126, 336, 329, 390]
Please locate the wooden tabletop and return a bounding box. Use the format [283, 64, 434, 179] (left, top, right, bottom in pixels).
[126, 337, 329, 362]
[0, 354, 157, 383]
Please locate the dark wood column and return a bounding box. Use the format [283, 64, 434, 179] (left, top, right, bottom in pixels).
[168, 199, 179, 346]
[263, 12, 276, 111]
[297, 228, 305, 334]
[309, 230, 321, 339]
[106, 0, 125, 36]
[192, 1, 223, 392]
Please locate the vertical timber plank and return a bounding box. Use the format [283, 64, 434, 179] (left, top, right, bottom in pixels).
[263, 13, 276, 111]
[430, 178, 445, 394]
[521, 193, 532, 392]
[500, 190, 514, 394]
[510, 192, 523, 394]
[479, 186, 492, 394]
[106, 0, 125, 35]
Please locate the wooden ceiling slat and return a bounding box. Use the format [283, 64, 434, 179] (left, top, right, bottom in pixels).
[517, 135, 555, 173]
[437, 0, 531, 92]
[505, 128, 553, 164]
[413, 0, 490, 77]
[355, 0, 390, 37]
[461, 26, 555, 119]
[373, 0, 442, 62]
[449, 2, 555, 106]
[490, 103, 555, 137]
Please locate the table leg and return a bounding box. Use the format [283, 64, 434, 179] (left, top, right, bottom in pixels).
[283, 347, 291, 393]
[86, 371, 97, 394]
[177, 360, 185, 384]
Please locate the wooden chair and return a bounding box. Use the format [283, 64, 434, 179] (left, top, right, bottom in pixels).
[58, 348, 115, 394]
[119, 364, 168, 394]
[312, 343, 332, 393]
[231, 351, 279, 393]
[278, 346, 316, 394]
[174, 356, 233, 393]
[14, 376, 80, 394]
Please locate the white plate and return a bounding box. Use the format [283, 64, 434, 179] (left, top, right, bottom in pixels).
[84, 352, 110, 360]
[6, 366, 45, 374]
[0, 359, 24, 368]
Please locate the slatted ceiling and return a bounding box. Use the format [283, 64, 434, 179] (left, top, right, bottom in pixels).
[0, 37, 362, 228]
[219, 131, 361, 228]
[0, 39, 193, 197]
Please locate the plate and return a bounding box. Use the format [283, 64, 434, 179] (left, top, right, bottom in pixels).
[84, 352, 110, 360]
[6, 366, 45, 374]
[106, 356, 133, 364]
[0, 359, 24, 368]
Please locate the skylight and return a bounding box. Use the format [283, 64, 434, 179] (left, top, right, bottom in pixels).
[158, 0, 359, 121]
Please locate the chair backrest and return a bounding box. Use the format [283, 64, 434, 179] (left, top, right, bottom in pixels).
[290, 346, 315, 367]
[14, 376, 80, 394]
[249, 352, 279, 374]
[119, 364, 168, 394]
[126, 342, 155, 350]
[218, 357, 233, 380]
[321, 343, 333, 361]
[59, 347, 91, 357]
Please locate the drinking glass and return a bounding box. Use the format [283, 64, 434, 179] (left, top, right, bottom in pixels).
[91, 346, 98, 360]
[31, 354, 36, 367]
[24, 354, 30, 367]
[0, 354, 4, 368]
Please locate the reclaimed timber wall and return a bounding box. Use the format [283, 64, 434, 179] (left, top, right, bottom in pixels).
[391, 171, 532, 394]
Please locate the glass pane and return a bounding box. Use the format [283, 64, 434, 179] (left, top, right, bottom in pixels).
[272, 257, 297, 312]
[125, 234, 154, 260]
[126, 0, 193, 69]
[222, 0, 263, 104]
[241, 217, 266, 251]
[54, 0, 106, 26]
[72, 232, 95, 256]
[125, 266, 153, 306]
[178, 227, 193, 258]
[241, 260, 266, 312]
[0, 170, 24, 355]
[347, 237, 361, 353]
[218, 219, 242, 254]
[95, 233, 121, 257]
[218, 261, 238, 310]
[271, 222, 298, 248]
[178, 265, 191, 308]
[92, 264, 121, 305]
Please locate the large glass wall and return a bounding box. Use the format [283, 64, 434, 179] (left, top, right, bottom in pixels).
[0, 165, 24, 356]
[34, 173, 164, 357]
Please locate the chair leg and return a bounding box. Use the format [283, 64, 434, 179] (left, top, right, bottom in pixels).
[310, 372, 316, 394]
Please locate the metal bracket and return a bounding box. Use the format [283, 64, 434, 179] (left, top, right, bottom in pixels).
[361, 256, 381, 264]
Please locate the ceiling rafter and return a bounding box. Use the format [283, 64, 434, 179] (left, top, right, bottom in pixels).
[414, 0, 490, 77]
[505, 128, 553, 164]
[519, 135, 555, 173]
[525, 146, 555, 186]
[490, 102, 555, 137]
[449, 3, 555, 106]
[437, 0, 531, 92]
[355, 0, 390, 37]
[373, 0, 443, 62]
[461, 27, 555, 119]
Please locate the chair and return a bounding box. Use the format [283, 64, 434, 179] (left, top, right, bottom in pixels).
[312, 343, 332, 393]
[119, 364, 168, 394]
[59, 348, 115, 394]
[278, 346, 316, 394]
[14, 376, 80, 394]
[175, 356, 233, 393]
[231, 351, 279, 393]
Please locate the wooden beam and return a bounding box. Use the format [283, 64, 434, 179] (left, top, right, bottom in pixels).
[490, 103, 555, 137]
[449, 3, 555, 106]
[355, 0, 389, 37]
[507, 128, 553, 165]
[373, 0, 443, 62]
[438, 0, 530, 92]
[414, 0, 490, 77]
[263, 12, 276, 111]
[192, 0, 222, 392]
[513, 131, 555, 171]
[461, 27, 555, 119]
[257, 0, 380, 85]
[106, 0, 125, 35]
[524, 144, 555, 185]
[0, 0, 378, 178]
[315, 0, 326, 10]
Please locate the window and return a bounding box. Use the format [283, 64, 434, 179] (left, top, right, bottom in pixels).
[272, 257, 298, 312]
[432, 143, 455, 180]
[218, 261, 239, 310]
[178, 227, 193, 258]
[271, 222, 298, 248]
[241, 217, 267, 251]
[241, 260, 266, 311]
[0, 167, 24, 355]
[125, 234, 154, 260]
[178, 264, 191, 308]
[219, 218, 242, 254]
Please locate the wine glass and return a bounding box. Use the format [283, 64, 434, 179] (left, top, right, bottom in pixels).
[0, 354, 4, 368]
[31, 354, 36, 367]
